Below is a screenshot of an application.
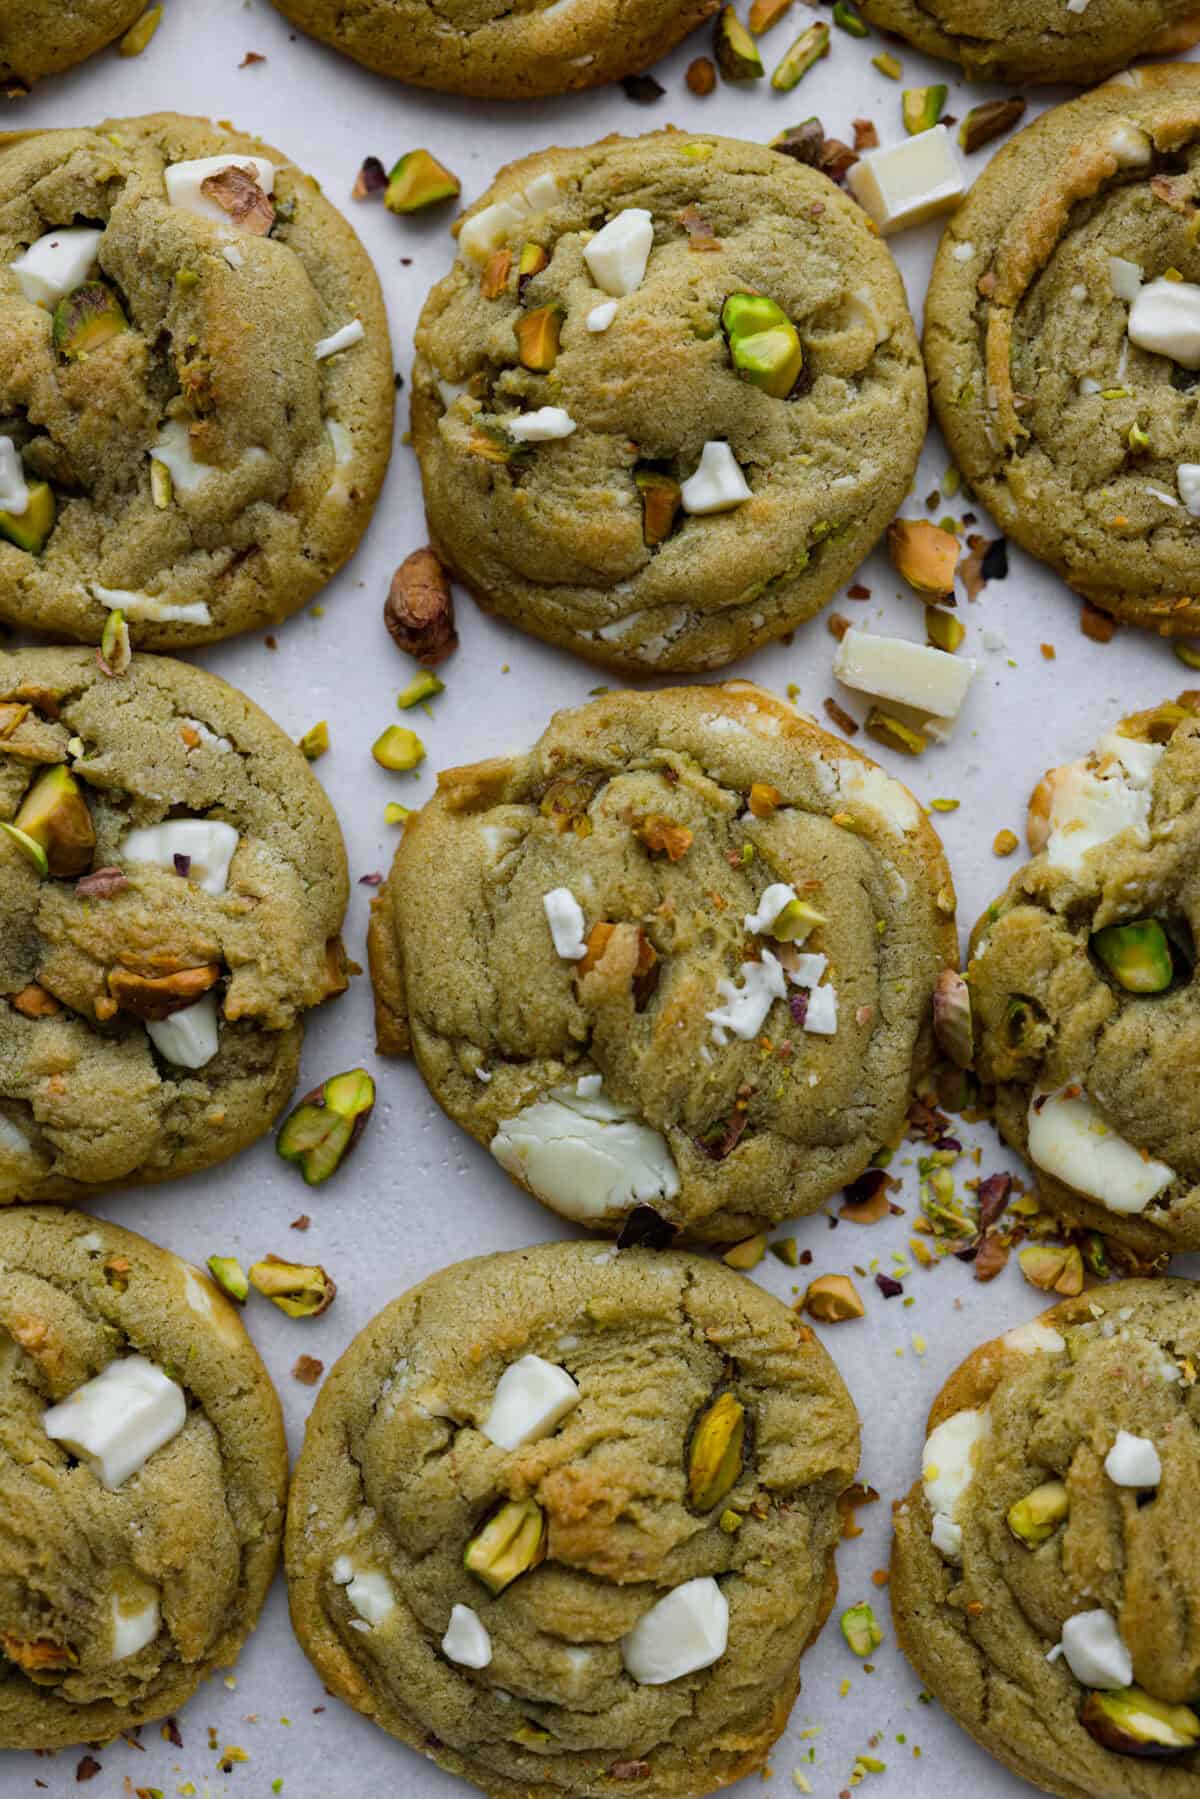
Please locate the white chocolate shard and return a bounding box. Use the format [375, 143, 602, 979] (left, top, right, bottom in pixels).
[584, 209, 653, 297]
[542, 886, 587, 959]
[10, 227, 104, 307]
[1060, 1610, 1133, 1688]
[491, 1081, 679, 1221]
[315, 319, 365, 361]
[481, 1353, 581, 1450]
[621, 1577, 729, 1684]
[1027, 1085, 1174, 1216]
[43, 1356, 186, 1489]
[442, 1603, 492, 1667]
[680, 441, 751, 515]
[1104, 1429, 1162, 1488]
[121, 819, 238, 895]
[146, 994, 220, 1070]
[834, 627, 975, 721]
[1128, 278, 1200, 370]
[846, 127, 964, 235]
[506, 406, 576, 442]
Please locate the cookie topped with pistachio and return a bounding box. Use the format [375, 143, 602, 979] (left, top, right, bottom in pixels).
[286, 1239, 860, 1798]
[926, 66, 1200, 637]
[858, 0, 1200, 85]
[0, 113, 392, 648]
[968, 694, 1200, 1257]
[0, 647, 349, 1204]
[0, 1205, 287, 1748]
[892, 1280, 1200, 1797]
[411, 131, 926, 673]
[368, 682, 957, 1240]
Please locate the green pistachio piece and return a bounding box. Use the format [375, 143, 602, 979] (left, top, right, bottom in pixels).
[52, 281, 129, 359]
[248, 1255, 336, 1318]
[0, 821, 49, 878]
[298, 720, 330, 760]
[902, 85, 947, 135]
[207, 1255, 249, 1304]
[277, 1067, 376, 1185]
[721, 292, 803, 398]
[769, 898, 825, 942]
[634, 469, 683, 546]
[372, 725, 426, 772]
[926, 605, 965, 653]
[714, 6, 764, 78]
[1092, 920, 1173, 993]
[13, 765, 95, 877]
[464, 1500, 547, 1595]
[841, 1602, 883, 1656]
[515, 303, 564, 373]
[1006, 1479, 1068, 1547]
[832, 0, 869, 33]
[397, 670, 444, 709]
[687, 1390, 746, 1511]
[0, 480, 55, 555]
[99, 608, 131, 676]
[1080, 1686, 1200, 1757]
[385, 150, 461, 214]
[770, 20, 830, 89]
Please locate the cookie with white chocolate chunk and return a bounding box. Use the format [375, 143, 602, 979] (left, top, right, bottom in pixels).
[0, 647, 349, 1204]
[411, 131, 927, 673]
[967, 694, 1200, 1257]
[368, 682, 958, 1240]
[858, 0, 1200, 85]
[0, 1205, 287, 1748]
[925, 66, 1200, 637]
[891, 1280, 1200, 1798]
[285, 1239, 860, 1799]
[0, 114, 392, 647]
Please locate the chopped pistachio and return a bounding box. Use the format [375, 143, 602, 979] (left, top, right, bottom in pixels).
[902, 86, 947, 135]
[1128, 422, 1150, 452]
[0, 480, 55, 555]
[372, 724, 425, 772]
[687, 1390, 747, 1510]
[1173, 642, 1200, 671]
[872, 50, 902, 77]
[748, 781, 781, 817]
[770, 21, 830, 90]
[397, 670, 444, 709]
[1092, 919, 1173, 993]
[634, 469, 682, 546]
[52, 282, 128, 359]
[771, 1236, 800, 1266]
[803, 1274, 865, 1321]
[715, 5, 764, 78]
[833, 0, 869, 31]
[1018, 1243, 1084, 1297]
[12, 765, 95, 877]
[865, 709, 926, 756]
[385, 150, 460, 214]
[207, 1255, 249, 1304]
[770, 897, 825, 942]
[1080, 1686, 1200, 1757]
[118, 5, 163, 54]
[277, 1068, 376, 1185]
[958, 97, 1026, 155]
[722, 291, 803, 397]
[99, 608, 131, 676]
[517, 242, 549, 297]
[841, 1602, 883, 1656]
[149, 457, 173, 509]
[465, 1500, 547, 1594]
[723, 1233, 767, 1270]
[480, 249, 512, 300]
[298, 720, 330, 761]
[248, 1256, 337, 1319]
[384, 802, 411, 827]
[719, 1507, 742, 1533]
[0, 821, 49, 878]
[925, 606, 965, 653]
[1006, 1479, 1068, 1547]
[992, 829, 1018, 856]
[515, 302, 564, 373]
[888, 518, 959, 598]
[748, 0, 792, 29]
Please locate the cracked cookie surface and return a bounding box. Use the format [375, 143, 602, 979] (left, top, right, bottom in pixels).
[0, 114, 392, 648]
[968, 694, 1200, 1258]
[285, 1240, 860, 1799]
[411, 132, 926, 673]
[0, 0, 144, 87]
[270, 0, 718, 99]
[891, 1280, 1200, 1799]
[858, 0, 1200, 84]
[925, 67, 1200, 635]
[368, 683, 957, 1241]
[0, 1205, 287, 1749]
[0, 647, 349, 1204]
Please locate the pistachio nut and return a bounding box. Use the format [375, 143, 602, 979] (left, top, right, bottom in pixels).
[1080, 1686, 1200, 1758]
[0, 480, 55, 555]
[714, 5, 764, 78]
[634, 469, 682, 547]
[207, 1255, 249, 1304]
[1006, 1478, 1068, 1547]
[841, 1602, 883, 1656]
[887, 518, 959, 599]
[248, 1255, 336, 1318]
[52, 281, 128, 360]
[12, 765, 95, 877]
[277, 1067, 376, 1185]
[803, 1274, 865, 1322]
[385, 150, 460, 214]
[1092, 920, 1173, 994]
[932, 969, 973, 1068]
[372, 724, 426, 772]
[770, 20, 830, 90]
[902, 85, 947, 135]
[464, 1499, 547, 1595]
[721, 291, 803, 399]
[687, 1390, 747, 1511]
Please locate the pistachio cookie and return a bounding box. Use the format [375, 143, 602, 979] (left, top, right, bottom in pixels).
[0, 0, 145, 88]
[858, 0, 1200, 85]
[368, 683, 957, 1241]
[967, 694, 1200, 1259]
[925, 66, 1200, 637]
[286, 1239, 860, 1798]
[271, 0, 718, 99]
[0, 1205, 287, 1748]
[411, 132, 927, 673]
[0, 114, 392, 648]
[0, 647, 350, 1204]
[892, 1280, 1200, 1797]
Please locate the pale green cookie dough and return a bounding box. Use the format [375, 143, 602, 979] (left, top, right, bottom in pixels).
[412, 132, 927, 673]
[286, 1240, 860, 1799]
[859, 0, 1200, 84]
[0, 114, 393, 648]
[271, 0, 719, 99]
[0, 1205, 287, 1749]
[892, 1280, 1200, 1799]
[0, 0, 144, 87]
[368, 683, 958, 1241]
[925, 67, 1200, 636]
[968, 695, 1200, 1259]
[0, 647, 350, 1204]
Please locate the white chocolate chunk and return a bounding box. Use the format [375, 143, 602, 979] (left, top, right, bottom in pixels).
[326, 420, 354, 466]
[621, 1577, 729, 1685]
[1060, 1610, 1133, 1688]
[1107, 123, 1152, 168]
[584, 208, 653, 297]
[1104, 1429, 1162, 1488]
[802, 983, 838, 1035]
[845, 126, 965, 235]
[523, 173, 562, 213]
[744, 883, 800, 936]
[833, 759, 920, 833]
[459, 197, 530, 263]
[181, 717, 232, 753]
[506, 406, 576, 442]
[346, 1569, 395, 1627]
[442, 1603, 492, 1668]
[92, 584, 212, 627]
[10, 226, 104, 307]
[1108, 256, 1143, 302]
[149, 419, 214, 495]
[1128, 277, 1200, 369]
[1178, 463, 1200, 516]
[315, 319, 365, 361]
[0, 438, 29, 516]
[111, 1585, 160, 1660]
[930, 1513, 963, 1558]
[164, 155, 276, 227]
[491, 1081, 679, 1221]
[1027, 1085, 1174, 1215]
[121, 818, 238, 894]
[923, 1407, 988, 1558]
[1003, 1322, 1066, 1355]
[1043, 744, 1160, 873]
[542, 886, 587, 959]
[331, 1555, 354, 1584]
[788, 951, 827, 988]
[146, 994, 220, 1070]
[587, 300, 618, 333]
[481, 1353, 581, 1450]
[706, 949, 787, 1044]
[680, 441, 751, 516]
[1099, 732, 1163, 787]
[834, 627, 975, 721]
[43, 1356, 186, 1490]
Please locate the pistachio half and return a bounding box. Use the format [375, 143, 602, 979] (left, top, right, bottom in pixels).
[887, 518, 959, 599]
[385, 150, 460, 214]
[841, 1602, 883, 1656]
[277, 1068, 376, 1185]
[207, 1255, 249, 1304]
[1092, 920, 1173, 994]
[464, 1499, 547, 1595]
[687, 1390, 747, 1511]
[52, 281, 128, 360]
[721, 292, 803, 399]
[715, 5, 764, 77]
[1080, 1686, 1200, 1758]
[248, 1255, 336, 1318]
[1006, 1479, 1068, 1547]
[803, 1274, 865, 1321]
[12, 765, 95, 877]
[0, 480, 55, 555]
[634, 469, 682, 547]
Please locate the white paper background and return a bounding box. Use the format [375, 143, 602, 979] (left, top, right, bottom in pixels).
[5, 7, 1198, 1794]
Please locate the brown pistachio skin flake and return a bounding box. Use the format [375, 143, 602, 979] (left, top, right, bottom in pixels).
[384, 548, 458, 666]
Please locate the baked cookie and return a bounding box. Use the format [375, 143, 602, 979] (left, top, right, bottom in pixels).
[412, 132, 927, 673]
[926, 66, 1200, 637]
[0, 114, 392, 649]
[0, 647, 350, 1204]
[271, 0, 718, 99]
[968, 694, 1200, 1260]
[286, 1239, 860, 1799]
[0, 0, 144, 88]
[0, 1205, 287, 1749]
[892, 1280, 1200, 1798]
[858, 0, 1200, 85]
[368, 682, 958, 1241]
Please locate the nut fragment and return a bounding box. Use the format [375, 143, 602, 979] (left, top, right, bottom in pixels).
[771, 20, 830, 91]
[199, 165, 275, 235]
[902, 85, 947, 135]
[98, 608, 131, 677]
[932, 969, 973, 1067]
[747, 782, 780, 818]
[384, 548, 458, 666]
[12, 765, 95, 878]
[1, 1634, 77, 1676]
[1080, 1686, 1200, 1758]
[516, 303, 564, 372]
[206, 1255, 249, 1304]
[634, 469, 682, 546]
[721, 292, 803, 398]
[385, 150, 460, 214]
[687, 1391, 746, 1511]
[480, 249, 512, 299]
[298, 720, 330, 761]
[276, 1068, 376, 1185]
[1006, 1478, 1068, 1547]
[841, 1602, 883, 1656]
[1092, 920, 1173, 994]
[52, 282, 129, 359]
[802, 1274, 865, 1321]
[10, 983, 60, 1019]
[715, 5, 764, 77]
[108, 962, 221, 1021]
[925, 606, 965, 653]
[865, 708, 926, 756]
[958, 98, 1026, 155]
[1018, 1244, 1084, 1297]
[248, 1255, 336, 1318]
[722, 1234, 766, 1270]
[634, 813, 693, 861]
[464, 1499, 547, 1595]
[686, 56, 717, 94]
[888, 518, 959, 599]
[372, 725, 425, 772]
